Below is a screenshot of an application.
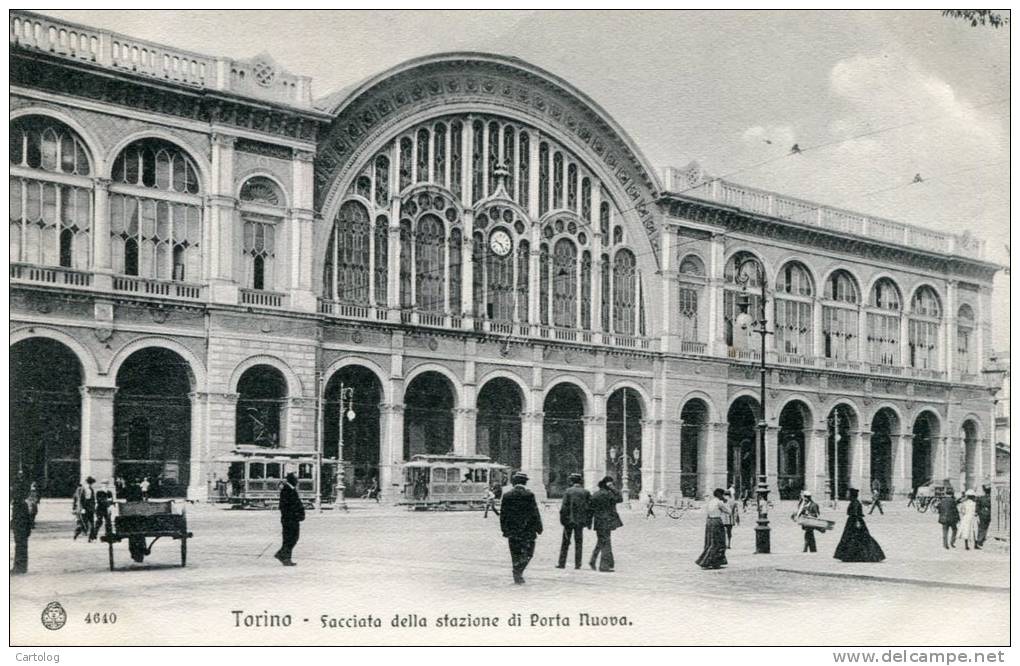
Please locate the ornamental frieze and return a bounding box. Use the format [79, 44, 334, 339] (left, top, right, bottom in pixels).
[314, 58, 661, 259]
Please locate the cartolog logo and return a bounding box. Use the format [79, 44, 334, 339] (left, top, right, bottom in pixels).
[40, 602, 67, 630]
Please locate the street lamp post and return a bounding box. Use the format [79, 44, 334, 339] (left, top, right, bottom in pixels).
[337, 383, 356, 503]
[621, 388, 630, 501]
[735, 259, 772, 554]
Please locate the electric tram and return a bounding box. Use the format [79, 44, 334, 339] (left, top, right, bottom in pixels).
[400, 454, 510, 510]
[210, 448, 341, 509]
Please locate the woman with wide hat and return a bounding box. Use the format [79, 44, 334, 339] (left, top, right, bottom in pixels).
[833, 487, 885, 562]
[695, 488, 730, 569]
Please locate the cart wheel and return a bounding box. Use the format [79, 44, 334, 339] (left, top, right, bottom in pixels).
[108, 541, 115, 571]
[180, 538, 187, 567]
[666, 506, 681, 519]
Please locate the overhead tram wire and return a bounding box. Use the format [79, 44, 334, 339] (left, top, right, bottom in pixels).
[321, 95, 1009, 302]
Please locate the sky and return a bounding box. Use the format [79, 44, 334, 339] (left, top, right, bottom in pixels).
[44, 10, 1011, 351]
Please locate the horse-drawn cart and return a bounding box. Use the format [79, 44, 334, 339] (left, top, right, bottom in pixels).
[100, 500, 192, 571]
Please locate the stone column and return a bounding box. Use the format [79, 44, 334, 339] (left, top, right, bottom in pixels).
[91, 178, 113, 290]
[387, 199, 402, 319]
[852, 430, 872, 493]
[462, 211, 475, 326]
[806, 424, 828, 498]
[659, 417, 682, 498]
[378, 403, 402, 496]
[523, 411, 547, 500]
[453, 408, 477, 455]
[944, 280, 958, 378]
[590, 393, 607, 488]
[290, 149, 317, 311]
[764, 424, 779, 498]
[79, 385, 117, 483]
[707, 234, 725, 356]
[894, 432, 914, 498]
[703, 422, 728, 497]
[186, 391, 211, 501]
[209, 133, 239, 304]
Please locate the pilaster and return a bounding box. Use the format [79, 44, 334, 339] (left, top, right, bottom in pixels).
[79, 385, 117, 483]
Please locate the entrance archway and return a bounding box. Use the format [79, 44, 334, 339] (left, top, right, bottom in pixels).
[114, 347, 192, 497]
[961, 419, 979, 491]
[476, 377, 523, 470]
[870, 408, 898, 499]
[11, 338, 83, 497]
[778, 401, 810, 500]
[827, 404, 856, 501]
[727, 396, 759, 499]
[607, 387, 643, 495]
[404, 371, 455, 459]
[325, 365, 383, 498]
[679, 399, 709, 498]
[912, 412, 939, 489]
[543, 383, 586, 498]
[236, 365, 287, 447]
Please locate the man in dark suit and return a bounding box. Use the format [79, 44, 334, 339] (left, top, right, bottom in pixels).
[499, 472, 543, 584]
[589, 476, 623, 572]
[275, 472, 305, 566]
[556, 472, 590, 570]
[937, 488, 960, 549]
[10, 481, 32, 574]
[975, 484, 993, 549]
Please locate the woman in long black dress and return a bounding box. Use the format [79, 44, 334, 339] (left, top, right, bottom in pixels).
[695, 488, 730, 569]
[833, 488, 885, 562]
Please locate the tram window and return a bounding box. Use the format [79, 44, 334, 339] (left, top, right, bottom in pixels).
[266, 463, 282, 479]
[474, 469, 488, 483]
[228, 462, 244, 481]
[249, 462, 265, 480]
[298, 463, 313, 479]
[433, 468, 446, 483]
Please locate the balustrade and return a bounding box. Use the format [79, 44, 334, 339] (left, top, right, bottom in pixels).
[240, 288, 285, 308]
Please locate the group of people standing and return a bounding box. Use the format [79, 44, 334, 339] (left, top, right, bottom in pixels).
[937, 485, 993, 550]
[496, 472, 624, 584]
[72, 476, 116, 543]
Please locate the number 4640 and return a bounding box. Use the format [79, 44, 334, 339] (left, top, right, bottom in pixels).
[84, 612, 117, 624]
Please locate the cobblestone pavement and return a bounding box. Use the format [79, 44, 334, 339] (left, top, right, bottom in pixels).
[10, 498, 1008, 646]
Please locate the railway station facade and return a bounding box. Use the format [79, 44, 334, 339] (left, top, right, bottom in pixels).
[10, 11, 1002, 502]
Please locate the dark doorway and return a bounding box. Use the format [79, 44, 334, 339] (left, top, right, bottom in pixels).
[236, 365, 287, 447]
[404, 371, 455, 459]
[543, 383, 585, 498]
[325, 365, 382, 498]
[114, 347, 192, 497]
[476, 378, 523, 470]
[727, 396, 759, 499]
[606, 387, 643, 496]
[11, 338, 83, 497]
[778, 401, 809, 500]
[870, 409, 897, 499]
[912, 413, 938, 490]
[827, 404, 855, 501]
[680, 399, 709, 498]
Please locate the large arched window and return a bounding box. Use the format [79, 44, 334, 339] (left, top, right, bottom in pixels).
[448, 227, 462, 314]
[909, 286, 942, 370]
[552, 238, 578, 328]
[775, 261, 814, 358]
[399, 219, 413, 308]
[239, 176, 284, 291]
[822, 269, 860, 361]
[678, 254, 706, 343]
[374, 215, 388, 306]
[327, 201, 371, 304]
[110, 138, 202, 281]
[415, 214, 445, 312]
[866, 278, 902, 366]
[10, 116, 93, 269]
[724, 251, 765, 352]
[956, 303, 975, 375]
[613, 249, 637, 335]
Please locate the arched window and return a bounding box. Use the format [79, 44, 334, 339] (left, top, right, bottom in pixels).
[517, 239, 530, 323]
[867, 278, 902, 366]
[552, 152, 564, 209]
[487, 229, 515, 322]
[539, 142, 550, 216]
[487, 121, 500, 194]
[399, 138, 413, 192]
[240, 176, 283, 206]
[433, 123, 446, 188]
[471, 121, 484, 203]
[110, 138, 202, 281]
[239, 177, 284, 291]
[822, 270, 860, 361]
[449, 121, 463, 200]
[374, 155, 390, 205]
[600, 201, 610, 238]
[567, 163, 578, 211]
[502, 125, 515, 195]
[326, 201, 371, 304]
[678, 255, 706, 343]
[957, 303, 975, 374]
[724, 252, 765, 351]
[613, 249, 637, 335]
[580, 251, 592, 330]
[448, 227, 462, 314]
[581, 178, 592, 221]
[416, 128, 430, 184]
[374, 215, 388, 306]
[517, 132, 529, 210]
[909, 286, 942, 370]
[539, 243, 550, 325]
[552, 238, 577, 328]
[473, 230, 485, 317]
[415, 214, 445, 312]
[399, 219, 413, 308]
[10, 116, 93, 269]
[243, 220, 276, 291]
[600, 253, 611, 331]
[775, 262, 814, 357]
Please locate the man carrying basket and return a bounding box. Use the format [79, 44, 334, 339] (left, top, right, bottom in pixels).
[793, 490, 823, 553]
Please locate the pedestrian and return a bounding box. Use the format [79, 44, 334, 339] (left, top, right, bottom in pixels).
[868, 479, 884, 515]
[140, 477, 151, 500]
[125, 478, 144, 502]
[26, 482, 39, 531]
[93, 480, 114, 540]
[483, 484, 498, 518]
[645, 493, 656, 519]
[740, 487, 750, 511]
[976, 484, 993, 549]
[937, 488, 960, 550]
[115, 477, 126, 498]
[727, 488, 741, 530]
[793, 490, 821, 553]
[721, 490, 734, 548]
[958, 489, 978, 550]
[556, 473, 591, 570]
[274, 473, 305, 566]
[11, 482, 32, 575]
[833, 488, 885, 562]
[368, 477, 380, 502]
[695, 488, 730, 569]
[499, 472, 543, 584]
[73, 477, 97, 542]
[588, 476, 623, 572]
[906, 486, 916, 508]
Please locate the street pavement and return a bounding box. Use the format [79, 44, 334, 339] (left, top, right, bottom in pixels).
[10, 497, 1009, 646]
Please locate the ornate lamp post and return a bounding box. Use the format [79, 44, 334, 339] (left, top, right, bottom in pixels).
[336, 384, 356, 501]
[734, 259, 772, 554]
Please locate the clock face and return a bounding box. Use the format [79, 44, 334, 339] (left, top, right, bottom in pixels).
[489, 230, 512, 256]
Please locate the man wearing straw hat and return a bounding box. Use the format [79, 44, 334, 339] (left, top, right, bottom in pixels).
[794, 490, 822, 553]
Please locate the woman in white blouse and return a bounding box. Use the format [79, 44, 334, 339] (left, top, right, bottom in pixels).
[695, 488, 731, 569]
